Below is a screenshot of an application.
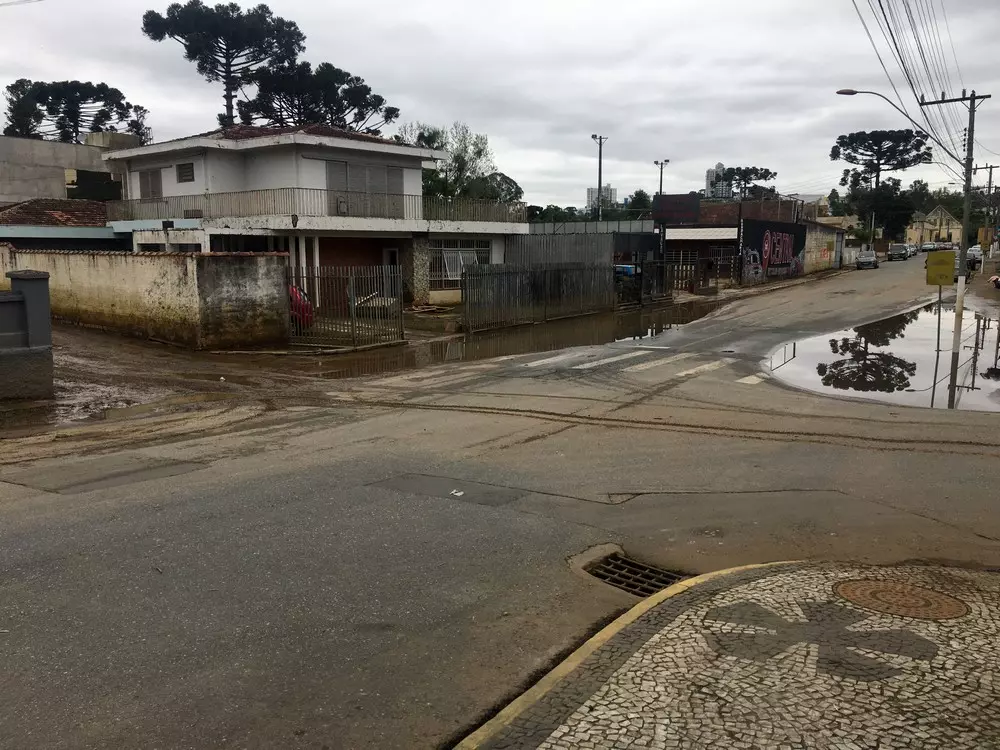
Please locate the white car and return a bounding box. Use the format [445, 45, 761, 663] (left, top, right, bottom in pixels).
[967, 245, 983, 269]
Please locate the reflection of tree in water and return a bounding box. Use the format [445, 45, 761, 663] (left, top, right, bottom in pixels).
[816, 311, 920, 393]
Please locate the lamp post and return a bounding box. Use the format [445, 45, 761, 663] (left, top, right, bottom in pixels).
[653, 159, 669, 195]
[592, 134, 608, 221]
[837, 87, 988, 408]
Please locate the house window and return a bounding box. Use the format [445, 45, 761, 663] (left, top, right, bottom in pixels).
[429, 239, 492, 290]
[138, 169, 163, 199]
[176, 162, 195, 183]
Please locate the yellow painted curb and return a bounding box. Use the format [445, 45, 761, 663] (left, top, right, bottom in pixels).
[456, 560, 796, 749]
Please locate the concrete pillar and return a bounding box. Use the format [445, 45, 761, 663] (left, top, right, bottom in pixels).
[400, 235, 430, 305]
[311, 236, 320, 268]
[2, 270, 54, 399]
[8, 270, 52, 348]
[297, 236, 307, 268]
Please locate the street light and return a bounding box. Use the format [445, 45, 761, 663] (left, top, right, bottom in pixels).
[653, 159, 670, 195]
[835, 89, 962, 164]
[592, 134, 608, 221]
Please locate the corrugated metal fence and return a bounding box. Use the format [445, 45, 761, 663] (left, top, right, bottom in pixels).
[461, 264, 616, 332]
[288, 265, 404, 348]
[505, 234, 615, 266]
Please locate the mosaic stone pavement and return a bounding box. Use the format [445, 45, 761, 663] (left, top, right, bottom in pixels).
[475, 563, 1000, 749]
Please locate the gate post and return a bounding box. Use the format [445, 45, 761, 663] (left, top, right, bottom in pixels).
[348, 272, 358, 348]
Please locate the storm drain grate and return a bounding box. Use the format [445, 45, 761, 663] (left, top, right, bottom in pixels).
[586, 553, 686, 597]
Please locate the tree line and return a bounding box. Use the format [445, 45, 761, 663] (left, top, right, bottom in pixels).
[1, 1, 524, 203]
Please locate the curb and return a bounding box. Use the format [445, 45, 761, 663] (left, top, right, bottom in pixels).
[455, 560, 792, 749]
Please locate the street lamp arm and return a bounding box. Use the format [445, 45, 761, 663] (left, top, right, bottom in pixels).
[839, 89, 962, 164]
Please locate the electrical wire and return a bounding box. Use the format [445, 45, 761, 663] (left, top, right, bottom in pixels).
[938, 0, 965, 88]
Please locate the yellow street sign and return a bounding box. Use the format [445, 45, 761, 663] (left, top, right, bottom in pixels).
[926, 250, 955, 286]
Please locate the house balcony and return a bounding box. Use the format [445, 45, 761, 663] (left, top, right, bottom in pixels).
[107, 188, 528, 225]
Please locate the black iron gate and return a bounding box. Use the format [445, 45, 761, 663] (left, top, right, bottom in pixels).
[288, 265, 404, 348]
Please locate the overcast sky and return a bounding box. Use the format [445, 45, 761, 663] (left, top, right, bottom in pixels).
[2, 0, 998, 206]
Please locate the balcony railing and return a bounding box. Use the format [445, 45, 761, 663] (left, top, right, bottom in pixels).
[107, 188, 527, 224]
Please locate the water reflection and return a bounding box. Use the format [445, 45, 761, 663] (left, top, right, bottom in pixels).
[771, 303, 1000, 412]
[816, 311, 920, 394]
[272, 300, 723, 380]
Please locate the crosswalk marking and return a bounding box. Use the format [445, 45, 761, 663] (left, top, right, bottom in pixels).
[735, 374, 766, 385]
[622, 352, 696, 373]
[571, 351, 650, 370]
[524, 351, 588, 368]
[672, 359, 735, 379]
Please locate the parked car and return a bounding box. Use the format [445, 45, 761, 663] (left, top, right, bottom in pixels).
[289, 284, 314, 333]
[856, 249, 880, 270]
[921, 242, 937, 252]
[907, 244, 918, 257]
[887, 243, 909, 261]
[967, 245, 983, 269]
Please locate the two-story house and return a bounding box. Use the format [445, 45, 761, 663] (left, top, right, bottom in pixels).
[906, 205, 962, 246]
[103, 124, 529, 304]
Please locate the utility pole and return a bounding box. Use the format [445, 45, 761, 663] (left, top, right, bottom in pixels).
[974, 164, 997, 249]
[921, 89, 991, 408]
[592, 134, 608, 221]
[653, 159, 669, 195]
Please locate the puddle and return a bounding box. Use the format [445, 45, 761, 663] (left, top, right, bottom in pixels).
[769, 303, 1000, 411]
[267, 300, 722, 380]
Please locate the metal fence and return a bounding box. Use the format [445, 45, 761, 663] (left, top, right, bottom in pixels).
[505, 234, 615, 266]
[108, 189, 527, 224]
[461, 264, 616, 332]
[287, 265, 404, 348]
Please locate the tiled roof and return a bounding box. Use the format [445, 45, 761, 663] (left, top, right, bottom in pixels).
[0, 199, 108, 227]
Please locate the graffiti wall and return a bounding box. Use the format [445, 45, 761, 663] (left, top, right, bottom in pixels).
[740, 219, 807, 285]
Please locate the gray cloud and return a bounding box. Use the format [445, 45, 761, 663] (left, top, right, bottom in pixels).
[1, 0, 997, 206]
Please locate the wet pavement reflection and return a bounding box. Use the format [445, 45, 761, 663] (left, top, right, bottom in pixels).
[769, 303, 1000, 411]
[270, 299, 723, 380]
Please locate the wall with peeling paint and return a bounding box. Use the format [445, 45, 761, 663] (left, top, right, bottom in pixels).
[0, 244, 289, 348]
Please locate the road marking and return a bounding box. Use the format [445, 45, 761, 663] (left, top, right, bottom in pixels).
[671, 358, 735, 379]
[524, 351, 588, 368]
[735, 374, 766, 385]
[622, 352, 696, 373]
[571, 351, 650, 370]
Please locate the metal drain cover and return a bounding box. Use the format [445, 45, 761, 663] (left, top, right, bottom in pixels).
[833, 579, 970, 621]
[586, 553, 686, 597]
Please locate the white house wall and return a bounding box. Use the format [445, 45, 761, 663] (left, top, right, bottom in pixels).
[126, 153, 207, 198]
[244, 146, 300, 190]
[205, 151, 245, 193]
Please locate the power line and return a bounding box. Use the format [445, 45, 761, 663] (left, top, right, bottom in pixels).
[937, 0, 965, 88]
[851, 0, 911, 113]
[0, 0, 45, 7]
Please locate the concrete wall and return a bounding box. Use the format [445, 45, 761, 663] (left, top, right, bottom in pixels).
[804, 223, 841, 274]
[195, 254, 288, 349]
[0, 136, 112, 204]
[0, 243, 288, 348]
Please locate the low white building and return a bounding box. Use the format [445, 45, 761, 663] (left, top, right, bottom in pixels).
[103, 124, 529, 304]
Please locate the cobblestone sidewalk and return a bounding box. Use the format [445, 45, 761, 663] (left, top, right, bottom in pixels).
[460, 562, 1000, 749]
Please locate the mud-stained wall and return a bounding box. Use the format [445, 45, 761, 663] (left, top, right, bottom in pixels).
[0, 244, 289, 348]
[196, 254, 289, 349]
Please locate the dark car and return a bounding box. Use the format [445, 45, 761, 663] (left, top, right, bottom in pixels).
[886, 243, 909, 261]
[289, 284, 314, 333]
[856, 249, 879, 270]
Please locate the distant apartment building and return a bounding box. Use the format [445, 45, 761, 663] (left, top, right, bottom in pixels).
[586, 184, 617, 209]
[705, 162, 732, 199]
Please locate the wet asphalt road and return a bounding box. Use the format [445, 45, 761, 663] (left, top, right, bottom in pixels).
[3, 258, 1000, 749]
